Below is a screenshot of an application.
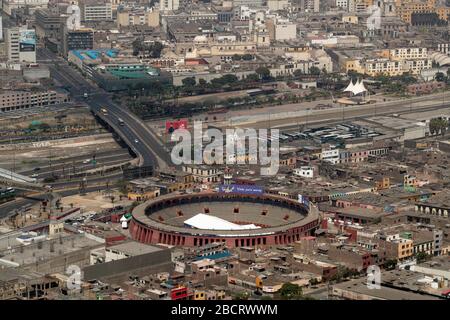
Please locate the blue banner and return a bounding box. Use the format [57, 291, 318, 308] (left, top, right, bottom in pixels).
[298, 194, 310, 207]
[219, 184, 264, 195]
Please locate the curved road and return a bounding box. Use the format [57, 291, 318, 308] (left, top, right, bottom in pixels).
[38, 48, 171, 169]
[0, 49, 173, 216]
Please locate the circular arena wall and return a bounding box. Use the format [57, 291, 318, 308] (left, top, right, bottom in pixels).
[130, 192, 320, 248]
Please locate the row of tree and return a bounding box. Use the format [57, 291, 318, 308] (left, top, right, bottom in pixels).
[429, 117, 449, 136]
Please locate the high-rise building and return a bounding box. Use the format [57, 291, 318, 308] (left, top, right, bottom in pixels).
[6, 27, 37, 63]
[62, 27, 94, 56]
[34, 9, 67, 40]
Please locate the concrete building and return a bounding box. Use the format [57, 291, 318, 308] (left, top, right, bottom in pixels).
[160, 0, 179, 11]
[336, 0, 348, 9]
[80, 0, 113, 22]
[2, 0, 49, 15]
[62, 27, 94, 57]
[267, 0, 289, 11]
[293, 166, 314, 178]
[267, 18, 297, 41]
[34, 9, 67, 40]
[6, 27, 37, 63]
[117, 8, 160, 28]
[182, 165, 221, 184]
[0, 90, 69, 112]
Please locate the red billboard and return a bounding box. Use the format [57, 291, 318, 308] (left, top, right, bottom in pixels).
[165, 119, 188, 133]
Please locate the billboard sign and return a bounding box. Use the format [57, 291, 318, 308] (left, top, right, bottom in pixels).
[219, 184, 263, 195]
[19, 30, 36, 52]
[166, 119, 188, 133]
[298, 194, 310, 207]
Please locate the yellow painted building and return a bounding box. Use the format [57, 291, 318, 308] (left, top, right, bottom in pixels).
[396, 0, 449, 24]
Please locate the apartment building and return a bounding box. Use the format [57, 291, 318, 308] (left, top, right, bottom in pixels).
[80, 0, 113, 22]
[0, 90, 69, 112]
[379, 233, 414, 261]
[160, 0, 180, 11]
[267, 19, 297, 41]
[389, 47, 428, 60]
[182, 165, 221, 184]
[117, 8, 160, 28]
[364, 59, 403, 76]
[62, 28, 94, 57]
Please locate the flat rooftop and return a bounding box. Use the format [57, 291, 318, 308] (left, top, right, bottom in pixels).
[106, 241, 163, 256]
[333, 278, 442, 300]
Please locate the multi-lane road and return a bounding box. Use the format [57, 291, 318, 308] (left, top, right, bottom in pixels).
[38, 48, 171, 169]
[0, 48, 173, 217]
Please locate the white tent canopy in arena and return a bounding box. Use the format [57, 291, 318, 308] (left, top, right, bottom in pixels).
[184, 213, 260, 230]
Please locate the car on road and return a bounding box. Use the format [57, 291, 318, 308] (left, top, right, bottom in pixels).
[33, 167, 41, 172]
[31, 173, 39, 178]
[83, 159, 91, 164]
[134, 139, 139, 143]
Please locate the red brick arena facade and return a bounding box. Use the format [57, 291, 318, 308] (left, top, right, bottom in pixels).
[130, 192, 320, 248]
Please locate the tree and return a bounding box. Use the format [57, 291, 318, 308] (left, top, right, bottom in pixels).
[246, 73, 260, 82]
[221, 74, 238, 84]
[416, 251, 430, 263]
[309, 66, 321, 75]
[429, 117, 448, 135]
[383, 259, 397, 270]
[182, 77, 196, 87]
[198, 78, 207, 87]
[279, 283, 303, 300]
[293, 69, 304, 77]
[148, 41, 164, 58]
[435, 72, 446, 82]
[232, 291, 249, 300]
[255, 67, 271, 80]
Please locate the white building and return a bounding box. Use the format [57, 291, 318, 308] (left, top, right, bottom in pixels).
[305, 0, 320, 12]
[80, 0, 113, 22]
[274, 21, 297, 41]
[6, 27, 36, 63]
[321, 149, 340, 164]
[336, 0, 348, 9]
[390, 47, 428, 60]
[293, 166, 314, 178]
[160, 0, 179, 11]
[267, 0, 289, 11]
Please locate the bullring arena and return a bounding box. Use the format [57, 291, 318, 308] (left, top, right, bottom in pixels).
[130, 192, 320, 248]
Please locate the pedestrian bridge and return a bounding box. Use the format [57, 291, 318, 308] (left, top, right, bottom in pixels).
[0, 167, 47, 192]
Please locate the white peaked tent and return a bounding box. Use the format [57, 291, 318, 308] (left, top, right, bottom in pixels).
[343, 79, 356, 93]
[343, 78, 368, 96]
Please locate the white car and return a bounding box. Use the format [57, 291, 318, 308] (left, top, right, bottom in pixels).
[83, 159, 91, 164]
[134, 139, 139, 143]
